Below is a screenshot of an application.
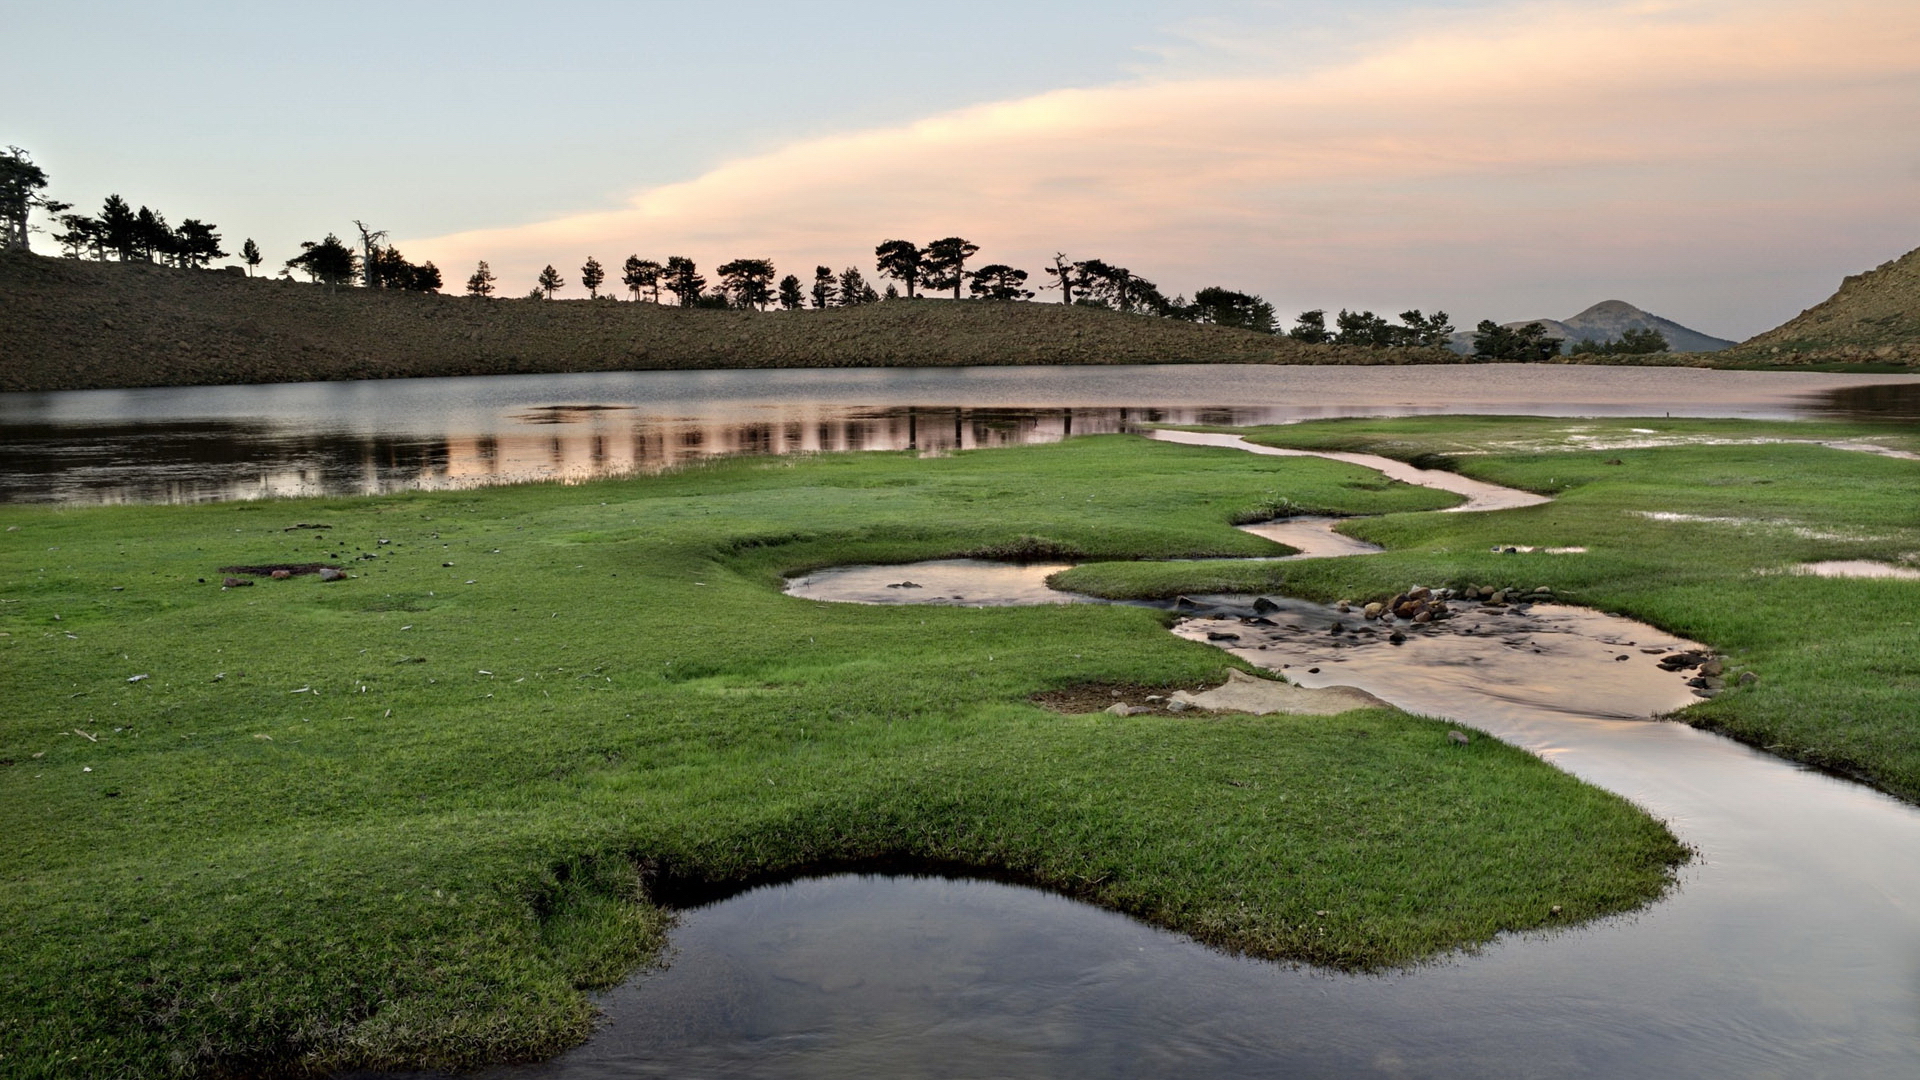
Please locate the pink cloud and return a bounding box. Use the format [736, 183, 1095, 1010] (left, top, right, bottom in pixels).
[405, 1, 1920, 335]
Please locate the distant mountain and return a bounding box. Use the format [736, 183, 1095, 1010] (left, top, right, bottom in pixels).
[1728, 245, 1920, 363]
[1446, 300, 1736, 354]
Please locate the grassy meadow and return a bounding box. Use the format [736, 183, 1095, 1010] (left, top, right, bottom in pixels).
[0, 434, 1700, 1077]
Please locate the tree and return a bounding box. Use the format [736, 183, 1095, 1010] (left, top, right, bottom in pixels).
[874, 239, 922, 298]
[174, 219, 226, 268]
[1075, 259, 1154, 313]
[1471, 320, 1562, 361]
[467, 260, 496, 297]
[537, 264, 564, 299]
[241, 238, 263, 276]
[1, 147, 53, 252]
[410, 261, 443, 292]
[98, 195, 139, 260]
[285, 233, 359, 285]
[133, 206, 170, 263]
[882, 282, 901, 301]
[967, 263, 1033, 301]
[367, 246, 439, 291]
[1190, 287, 1276, 333]
[1570, 327, 1669, 355]
[1288, 309, 1332, 344]
[352, 220, 388, 288]
[837, 266, 877, 305]
[54, 213, 103, 259]
[777, 273, 805, 311]
[622, 255, 661, 301]
[1042, 252, 1077, 305]
[1397, 309, 1454, 348]
[921, 236, 979, 299]
[810, 265, 839, 309]
[716, 257, 776, 309]
[579, 256, 606, 298]
[1335, 309, 1397, 347]
[661, 256, 705, 306]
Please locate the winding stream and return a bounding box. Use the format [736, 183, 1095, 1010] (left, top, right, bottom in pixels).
[373, 427, 1920, 1078]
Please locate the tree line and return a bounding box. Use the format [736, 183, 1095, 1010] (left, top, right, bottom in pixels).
[4, 147, 1670, 356]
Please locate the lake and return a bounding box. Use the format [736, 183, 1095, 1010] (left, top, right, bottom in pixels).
[3, 363, 1915, 504]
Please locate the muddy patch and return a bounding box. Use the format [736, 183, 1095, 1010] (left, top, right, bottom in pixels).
[1785, 560, 1920, 581]
[786, 559, 1091, 606]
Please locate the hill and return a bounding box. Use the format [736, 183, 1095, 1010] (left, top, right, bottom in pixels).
[0, 254, 1454, 393]
[1446, 300, 1735, 354]
[1727, 245, 1920, 364]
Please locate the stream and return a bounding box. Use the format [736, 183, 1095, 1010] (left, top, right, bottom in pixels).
[391, 428, 1920, 1078]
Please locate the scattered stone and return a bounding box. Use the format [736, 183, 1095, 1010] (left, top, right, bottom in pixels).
[1328, 622, 1346, 635]
[1699, 659, 1724, 677]
[1206, 630, 1242, 642]
[1104, 702, 1147, 717]
[1532, 586, 1553, 596]
[317, 567, 346, 582]
[1408, 586, 1431, 600]
[1252, 597, 1281, 614]
[1489, 590, 1506, 603]
[1413, 610, 1432, 624]
[1504, 546, 1519, 554]
[1176, 595, 1203, 609]
[1245, 616, 1278, 626]
[1389, 630, 1407, 644]
[222, 576, 251, 588]
[270, 570, 291, 580]
[1616, 655, 1631, 662]
[1307, 667, 1320, 674]
[1447, 729, 1471, 746]
[1738, 671, 1760, 686]
[1166, 699, 1191, 713]
[885, 581, 923, 589]
[1336, 601, 1352, 613]
[1364, 602, 1384, 619]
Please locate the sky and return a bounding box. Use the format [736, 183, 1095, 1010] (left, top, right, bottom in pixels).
[7, 0, 1919, 339]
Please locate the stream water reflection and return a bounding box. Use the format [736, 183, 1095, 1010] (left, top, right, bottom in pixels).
[4, 364, 1913, 504]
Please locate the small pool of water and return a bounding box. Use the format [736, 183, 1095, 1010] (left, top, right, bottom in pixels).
[1788, 560, 1920, 580]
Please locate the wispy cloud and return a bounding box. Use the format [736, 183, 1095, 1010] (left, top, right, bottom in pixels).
[406, 1, 1920, 335]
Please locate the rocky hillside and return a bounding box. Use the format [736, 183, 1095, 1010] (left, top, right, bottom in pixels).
[0, 254, 1455, 393]
[1727, 245, 1920, 364]
[1447, 300, 1735, 354]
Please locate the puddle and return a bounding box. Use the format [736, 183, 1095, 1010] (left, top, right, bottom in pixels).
[1234, 515, 1383, 559]
[1146, 429, 1552, 512]
[784, 559, 1090, 606]
[1786, 560, 1920, 581]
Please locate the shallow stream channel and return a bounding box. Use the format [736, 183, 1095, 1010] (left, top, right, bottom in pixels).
[389, 429, 1920, 1079]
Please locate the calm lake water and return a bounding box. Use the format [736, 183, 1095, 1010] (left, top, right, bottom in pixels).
[3, 364, 1915, 504]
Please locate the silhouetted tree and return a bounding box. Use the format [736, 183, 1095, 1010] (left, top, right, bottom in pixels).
[810, 265, 839, 309]
[1, 146, 51, 251]
[1042, 252, 1077, 305]
[1570, 327, 1668, 355]
[352, 221, 388, 288]
[1076, 259, 1155, 313]
[579, 256, 606, 298]
[368, 246, 439, 291]
[1288, 309, 1331, 343]
[466, 260, 496, 297]
[241, 238, 262, 276]
[98, 195, 139, 260]
[882, 282, 901, 301]
[410, 261, 443, 292]
[874, 239, 923, 298]
[1335, 309, 1398, 347]
[1397, 309, 1455, 348]
[777, 273, 805, 311]
[622, 255, 661, 301]
[174, 219, 225, 268]
[921, 236, 979, 299]
[967, 264, 1033, 301]
[286, 233, 359, 285]
[837, 266, 877, 305]
[661, 256, 705, 306]
[537, 264, 564, 299]
[716, 257, 776, 309]
[54, 213, 103, 259]
[1472, 320, 1561, 361]
[133, 206, 170, 262]
[1190, 287, 1276, 333]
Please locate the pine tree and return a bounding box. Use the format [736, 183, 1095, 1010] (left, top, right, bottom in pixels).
[467, 260, 496, 297]
[921, 237, 980, 299]
[874, 239, 923, 298]
[661, 256, 705, 306]
[777, 274, 804, 310]
[537, 264, 564, 299]
[810, 265, 838, 309]
[581, 256, 606, 299]
[715, 258, 776, 309]
[838, 266, 878, 305]
[622, 255, 662, 301]
[241, 239, 262, 276]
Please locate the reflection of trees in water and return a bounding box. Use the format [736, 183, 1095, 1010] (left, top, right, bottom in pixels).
[1818, 381, 1920, 422]
[3, 404, 1293, 505]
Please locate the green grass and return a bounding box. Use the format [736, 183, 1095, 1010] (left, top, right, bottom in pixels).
[0, 436, 1684, 1077]
[1062, 416, 1920, 797]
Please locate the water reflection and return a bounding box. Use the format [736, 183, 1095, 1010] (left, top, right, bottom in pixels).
[2, 364, 1913, 505]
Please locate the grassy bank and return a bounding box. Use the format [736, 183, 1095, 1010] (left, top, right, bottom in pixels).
[0, 436, 1685, 1077]
[0, 253, 1460, 393]
[1059, 416, 1920, 799]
